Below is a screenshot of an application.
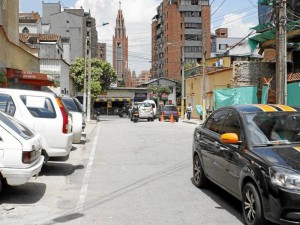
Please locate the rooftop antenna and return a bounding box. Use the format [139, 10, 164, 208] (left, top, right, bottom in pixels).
[119, 0, 121, 9]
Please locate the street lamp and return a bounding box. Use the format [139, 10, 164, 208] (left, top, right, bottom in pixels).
[86, 22, 109, 122]
[181, 46, 185, 119]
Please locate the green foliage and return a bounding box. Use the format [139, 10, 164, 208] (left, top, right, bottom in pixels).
[185, 62, 199, 70]
[147, 84, 171, 96]
[70, 58, 117, 97]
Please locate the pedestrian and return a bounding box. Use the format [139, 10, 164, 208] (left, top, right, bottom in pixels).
[186, 103, 193, 120]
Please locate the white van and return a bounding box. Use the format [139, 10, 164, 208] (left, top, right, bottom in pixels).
[143, 100, 157, 118]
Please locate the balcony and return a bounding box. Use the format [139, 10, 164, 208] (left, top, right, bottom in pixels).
[184, 29, 202, 35]
[184, 17, 201, 23]
[156, 27, 162, 35]
[179, 5, 201, 12]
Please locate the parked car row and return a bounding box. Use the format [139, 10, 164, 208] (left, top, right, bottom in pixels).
[0, 88, 85, 193]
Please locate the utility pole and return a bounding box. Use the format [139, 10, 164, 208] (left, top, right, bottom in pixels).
[87, 27, 91, 122]
[202, 30, 207, 121]
[181, 46, 185, 119]
[276, 0, 287, 104]
[83, 37, 87, 116]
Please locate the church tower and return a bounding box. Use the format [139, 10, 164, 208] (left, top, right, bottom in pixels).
[113, 1, 129, 86]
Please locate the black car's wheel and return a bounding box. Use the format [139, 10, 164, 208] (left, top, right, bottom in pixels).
[242, 182, 265, 225]
[193, 154, 207, 188]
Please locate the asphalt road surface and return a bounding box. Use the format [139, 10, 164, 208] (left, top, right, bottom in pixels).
[0, 116, 255, 225]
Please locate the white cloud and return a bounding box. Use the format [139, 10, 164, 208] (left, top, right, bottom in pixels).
[74, 0, 158, 75]
[216, 12, 256, 37]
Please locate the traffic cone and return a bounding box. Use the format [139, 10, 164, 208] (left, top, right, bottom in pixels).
[170, 114, 174, 124]
[161, 112, 164, 122]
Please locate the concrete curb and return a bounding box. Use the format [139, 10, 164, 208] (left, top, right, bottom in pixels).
[181, 119, 202, 125]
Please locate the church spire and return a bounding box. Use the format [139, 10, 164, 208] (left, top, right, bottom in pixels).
[119, 0, 121, 10]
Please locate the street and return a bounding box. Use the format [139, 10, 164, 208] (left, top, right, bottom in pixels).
[1, 116, 246, 225]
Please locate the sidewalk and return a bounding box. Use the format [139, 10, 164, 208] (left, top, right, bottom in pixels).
[81, 119, 98, 140]
[181, 118, 203, 126]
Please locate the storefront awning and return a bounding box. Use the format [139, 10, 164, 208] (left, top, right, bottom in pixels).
[95, 97, 134, 102]
[6, 68, 55, 86]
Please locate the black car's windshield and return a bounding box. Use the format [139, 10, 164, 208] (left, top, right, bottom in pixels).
[245, 111, 300, 146]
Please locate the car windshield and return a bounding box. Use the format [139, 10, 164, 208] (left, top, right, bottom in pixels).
[244, 111, 300, 146]
[140, 102, 151, 107]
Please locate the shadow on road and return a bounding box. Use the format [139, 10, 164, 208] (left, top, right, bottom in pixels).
[190, 178, 244, 223]
[0, 182, 46, 204]
[40, 162, 84, 177]
[190, 178, 277, 225]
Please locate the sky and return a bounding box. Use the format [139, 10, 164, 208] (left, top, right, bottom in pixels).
[19, 0, 259, 76]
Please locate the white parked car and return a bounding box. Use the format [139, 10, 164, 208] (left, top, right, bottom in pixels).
[0, 111, 44, 192]
[0, 89, 73, 161]
[143, 100, 157, 117]
[60, 95, 83, 144]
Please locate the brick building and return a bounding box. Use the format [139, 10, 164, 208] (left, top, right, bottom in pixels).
[151, 0, 211, 80]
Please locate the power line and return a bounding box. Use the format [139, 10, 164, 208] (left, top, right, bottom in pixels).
[211, 0, 227, 16]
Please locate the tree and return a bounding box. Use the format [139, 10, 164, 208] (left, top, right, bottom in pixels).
[70, 58, 117, 97]
[147, 84, 171, 97]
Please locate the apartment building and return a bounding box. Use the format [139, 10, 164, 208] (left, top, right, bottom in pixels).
[97, 43, 107, 61]
[42, 2, 98, 63]
[151, 0, 211, 80]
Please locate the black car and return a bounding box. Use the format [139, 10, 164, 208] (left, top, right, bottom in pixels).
[193, 104, 300, 225]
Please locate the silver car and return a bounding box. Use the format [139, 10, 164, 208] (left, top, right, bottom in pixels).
[138, 102, 154, 121]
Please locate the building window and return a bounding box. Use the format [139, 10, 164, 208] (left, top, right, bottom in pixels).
[185, 11, 201, 17]
[185, 46, 201, 52]
[185, 23, 201, 29]
[219, 44, 228, 50]
[22, 27, 29, 33]
[185, 34, 201, 41]
[181, 0, 200, 5]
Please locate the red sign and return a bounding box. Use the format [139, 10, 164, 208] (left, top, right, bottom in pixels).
[7, 68, 49, 80]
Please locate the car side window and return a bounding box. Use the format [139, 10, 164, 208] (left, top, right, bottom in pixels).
[0, 94, 16, 116]
[20, 95, 56, 118]
[221, 110, 242, 138]
[205, 109, 227, 135]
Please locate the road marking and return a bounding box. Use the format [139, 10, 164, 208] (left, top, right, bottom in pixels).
[76, 123, 101, 210]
